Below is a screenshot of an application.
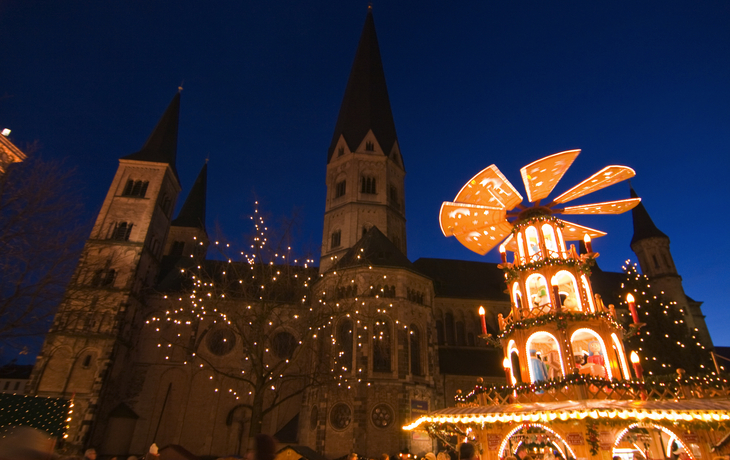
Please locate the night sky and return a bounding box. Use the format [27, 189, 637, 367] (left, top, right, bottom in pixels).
[1, 2, 728, 346]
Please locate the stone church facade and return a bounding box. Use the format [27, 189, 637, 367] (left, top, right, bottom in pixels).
[27, 9, 711, 459]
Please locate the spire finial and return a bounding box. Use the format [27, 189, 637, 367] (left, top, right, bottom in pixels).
[178, 80, 184, 93]
[368, 3, 372, 10]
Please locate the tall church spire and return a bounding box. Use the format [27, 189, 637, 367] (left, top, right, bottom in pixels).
[320, 9, 407, 272]
[123, 92, 180, 177]
[327, 8, 399, 164]
[629, 186, 668, 246]
[172, 162, 207, 231]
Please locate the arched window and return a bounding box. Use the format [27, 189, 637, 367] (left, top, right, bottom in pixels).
[435, 320, 445, 346]
[331, 230, 341, 249]
[507, 340, 522, 384]
[444, 312, 455, 345]
[112, 222, 133, 241]
[525, 331, 565, 382]
[542, 224, 558, 258]
[336, 320, 353, 373]
[456, 321, 466, 346]
[612, 333, 631, 380]
[335, 180, 346, 198]
[525, 226, 542, 261]
[409, 324, 422, 376]
[581, 274, 595, 312]
[571, 328, 612, 380]
[552, 270, 582, 312]
[372, 318, 391, 372]
[525, 274, 549, 310]
[361, 176, 376, 194]
[556, 227, 567, 258]
[512, 282, 524, 311]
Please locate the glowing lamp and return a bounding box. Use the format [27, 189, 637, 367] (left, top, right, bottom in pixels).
[583, 234, 592, 253]
[499, 244, 507, 263]
[478, 306, 487, 335]
[1, 128, 10, 137]
[627, 293, 639, 324]
[503, 357, 511, 369]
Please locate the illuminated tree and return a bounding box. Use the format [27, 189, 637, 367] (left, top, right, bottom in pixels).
[620, 261, 710, 376]
[152, 204, 342, 447]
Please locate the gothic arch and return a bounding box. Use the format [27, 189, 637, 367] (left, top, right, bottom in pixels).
[570, 327, 612, 379]
[37, 346, 73, 393]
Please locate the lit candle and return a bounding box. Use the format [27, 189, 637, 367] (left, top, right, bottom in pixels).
[478, 306, 487, 335]
[630, 351, 643, 380]
[499, 244, 507, 264]
[583, 234, 592, 253]
[503, 356, 513, 383]
[627, 293, 639, 323]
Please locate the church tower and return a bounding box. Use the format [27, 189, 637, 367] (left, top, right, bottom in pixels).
[28, 92, 183, 449]
[629, 186, 712, 346]
[164, 162, 209, 261]
[320, 7, 406, 272]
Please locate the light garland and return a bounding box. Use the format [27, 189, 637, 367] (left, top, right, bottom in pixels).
[403, 408, 730, 431]
[0, 393, 71, 438]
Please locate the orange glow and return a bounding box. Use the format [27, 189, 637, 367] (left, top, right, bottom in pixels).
[630, 350, 640, 364]
[503, 357, 511, 368]
[626, 293, 635, 303]
[479, 306, 485, 316]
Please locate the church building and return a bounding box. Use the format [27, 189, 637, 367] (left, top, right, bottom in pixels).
[27, 9, 712, 459]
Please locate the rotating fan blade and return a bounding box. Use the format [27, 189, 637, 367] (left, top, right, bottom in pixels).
[452, 221, 514, 255]
[439, 202, 506, 237]
[552, 165, 636, 204]
[557, 198, 641, 215]
[558, 220, 607, 240]
[519, 149, 580, 203]
[454, 165, 523, 210]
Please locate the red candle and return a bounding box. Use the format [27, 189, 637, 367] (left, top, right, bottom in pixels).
[503, 357, 513, 383]
[630, 351, 643, 379]
[627, 293, 639, 323]
[478, 306, 487, 335]
[583, 234, 593, 253]
[499, 244, 507, 264]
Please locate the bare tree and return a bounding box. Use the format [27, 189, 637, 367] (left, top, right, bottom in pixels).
[153, 206, 338, 448]
[0, 157, 87, 357]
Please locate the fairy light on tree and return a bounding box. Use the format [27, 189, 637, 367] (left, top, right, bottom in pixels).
[620, 260, 710, 376]
[150, 203, 340, 448]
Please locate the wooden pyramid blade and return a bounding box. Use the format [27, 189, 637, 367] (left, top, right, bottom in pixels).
[558, 197, 641, 215]
[453, 221, 514, 255]
[558, 220, 607, 240]
[454, 165, 523, 210]
[519, 149, 580, 203]
[552, 165, 636, 204]
[439, 201, 506, 237]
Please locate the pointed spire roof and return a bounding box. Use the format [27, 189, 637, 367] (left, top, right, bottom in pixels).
[630, 186, 668, 246]
[172, 163, 207, 230]
[332, 226, 412, 271]
[327, 8, 398, 163]
[122, 92, 180, 177]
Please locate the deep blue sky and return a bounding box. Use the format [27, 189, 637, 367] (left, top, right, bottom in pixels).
[1, 2, 728, 345]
